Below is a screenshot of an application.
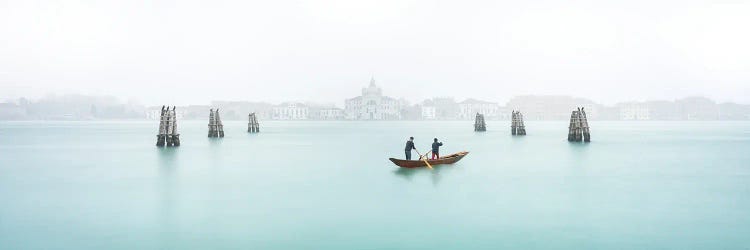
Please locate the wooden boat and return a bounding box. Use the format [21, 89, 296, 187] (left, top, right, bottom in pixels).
[389, 151, 469, 168]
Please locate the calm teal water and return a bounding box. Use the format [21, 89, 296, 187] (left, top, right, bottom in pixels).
[1, 121, 749, 249]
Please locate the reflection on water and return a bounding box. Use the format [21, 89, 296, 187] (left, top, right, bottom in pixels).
[158, 147, 179, 176]
[393, 165, 446, 186]
[430, 167, 442, 186]
[393, 167, 419, 180]
[208, 137, 223, 167]
[157, 147, 178, 248]
[208, 137, 223, 145]
[567, 139, 591, 153]
[511, 135, 526, 141]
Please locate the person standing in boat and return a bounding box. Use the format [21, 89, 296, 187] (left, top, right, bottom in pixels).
[431, 138, 443, 159]
[404, 137, 416, 160]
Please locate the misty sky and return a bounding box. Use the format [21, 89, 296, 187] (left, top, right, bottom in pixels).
[1, 0, 749, 106]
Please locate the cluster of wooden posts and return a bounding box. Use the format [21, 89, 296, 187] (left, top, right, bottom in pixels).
[567, 107, 591, 142]
[471, 108, 590, 141]
[248, 113, 259, 133]
[155, 108, 260, 146]
[156, 106, 180, 147]
[208, 109, 224, 138]
[158, 107, 592, 145]
[474, 113, 486, 132]
[511, 110, 526, 135]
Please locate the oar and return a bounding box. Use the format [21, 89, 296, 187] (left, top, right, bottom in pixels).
[414, 149, 433, 169]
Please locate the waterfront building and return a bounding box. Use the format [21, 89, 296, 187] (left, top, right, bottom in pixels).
[459, 99, 499, 120]
[421, 97, 459, 120]
[316, 107, 345, 120]
[506, 95, 599, 120]
[344, 78, 401, 120]
[272, 102, 309, 120]
[147, 106, 185, 120]
[400, 104, 422, 120]
[619, 102, 650, 120]
[496, 106, 510, 120]
[675, 97, 719, 120]
[421, 106, 436, 120]
[210, 101, 274, 120]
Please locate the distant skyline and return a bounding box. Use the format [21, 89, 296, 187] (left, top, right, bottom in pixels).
[3, 89, 750, 108]
[3, 92, 744, 108]
[2, 0, 749, 106]
[2, 93, 747, 121]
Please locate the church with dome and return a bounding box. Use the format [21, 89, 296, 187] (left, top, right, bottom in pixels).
[344, 77, 402, 120]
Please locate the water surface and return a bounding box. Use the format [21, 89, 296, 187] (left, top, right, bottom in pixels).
[1, 121, 748, 249]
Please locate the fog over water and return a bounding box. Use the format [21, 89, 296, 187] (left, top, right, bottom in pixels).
[1, 0, 749, 106]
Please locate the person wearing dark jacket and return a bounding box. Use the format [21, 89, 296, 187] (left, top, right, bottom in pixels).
[431, 138, 443, 159]
[404, 137, 416, 160]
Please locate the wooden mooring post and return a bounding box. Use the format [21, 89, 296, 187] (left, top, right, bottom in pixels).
[474, 113, 486, 132]
[208, 109, 224, 138]
[248, 112, 260, 133]
[567, 107, 590, 142]
[511, 110, 526, 135]
[581, 108, 590, 142]
[156, 106, 180, 147]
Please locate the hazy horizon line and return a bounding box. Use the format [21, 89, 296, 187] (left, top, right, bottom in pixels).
[3, 93, 748, 108]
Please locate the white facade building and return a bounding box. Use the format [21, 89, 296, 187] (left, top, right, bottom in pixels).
[273, 103, 308, 120]
[458, 99, 500, 120]
[421, 106, 436, 120]
[318, 108, 344, 120]
[146, 107, 185, 120]
[344, 78, 401, 120]
[619, 103, 650, 120]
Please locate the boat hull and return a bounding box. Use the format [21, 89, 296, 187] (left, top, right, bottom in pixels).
[389, 151, 469, 168]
